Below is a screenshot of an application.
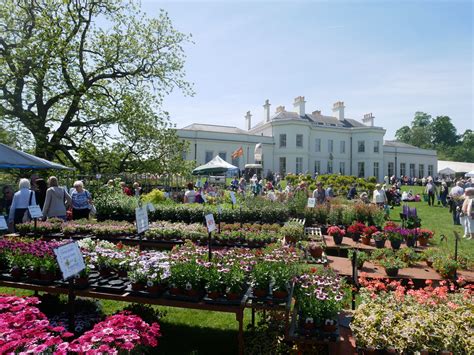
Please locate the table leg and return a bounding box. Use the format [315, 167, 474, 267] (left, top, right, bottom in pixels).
[236, 310, 244, 355]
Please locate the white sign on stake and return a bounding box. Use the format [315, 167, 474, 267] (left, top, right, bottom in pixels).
[205, 214, 216, 233]
[147, 203, 156, 212]
[230, 191, 237, 205]
[28, 205, 43, 219]
[135, 207, 149, 234]
[54, 242, 86, 280]
[0, 216, 8, 230]
[307, 198, 316, 208]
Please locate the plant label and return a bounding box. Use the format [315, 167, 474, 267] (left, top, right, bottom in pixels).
[135, 207, 149, 234]
[205, 214, 216, 233]
[147, 203, 155, 212]
[230, 191, 236, 205]
[0, 216, 8, 230]
[307, 198, 316, 208]
[28, 205, 43, 219]
[54, 242, 86, 280]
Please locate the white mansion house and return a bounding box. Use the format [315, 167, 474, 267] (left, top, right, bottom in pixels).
[177, 96, 437, 181]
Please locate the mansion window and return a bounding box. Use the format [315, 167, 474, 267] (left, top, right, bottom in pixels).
[400, 163, 406, 176]
[419, 164, 424, 178]
[340, 140, 345, 154]
[428, 165, 434, 177]
[205, 151, 213, 163]
[296, 134, 303, 148]
[373, 162, 379, 178]
[358, 162, 365, 178]
[358, 141, 365, 153]
[388, 162, 394, 177]
[374, 141, 380, 153]
[339, 162, 345, 175]
[279, 157, 286, 175]
[314, 160, 321, 174]
[279, 134, 286, 148]
[328, 139, 333, 153]
[327, 161, 333, 174]
[296, 157, 303, 174]
[409, 164, 415, 177]
[315, 138, 321, 152]
[218, 152, 227, 161]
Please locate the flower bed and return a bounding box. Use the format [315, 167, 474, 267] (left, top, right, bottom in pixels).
[352, 278, 473, 354]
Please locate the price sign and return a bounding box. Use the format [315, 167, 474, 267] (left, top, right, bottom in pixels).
[205, 214, 216, 233]
[54, 242, 85, 280]
[230, 191, 237, 205]
[28, 205, 43, 219]
[135, 207, 149, 234]
[307, 198, 316, 208]
[147, 203, 156, 212]
[0, 216, 8, 230]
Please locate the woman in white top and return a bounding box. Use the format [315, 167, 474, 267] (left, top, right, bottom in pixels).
[372, 184, 387, 206]
[184, 182, 196, 203]
[8, 178, 37, 230]
[42, 176, 71, 220]
[461, 187, 474, 240]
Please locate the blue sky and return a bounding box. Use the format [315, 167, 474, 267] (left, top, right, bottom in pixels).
[140, 0, 473, 139]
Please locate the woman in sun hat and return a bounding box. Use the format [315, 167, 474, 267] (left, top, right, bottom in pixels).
[461, 187, 474, 240]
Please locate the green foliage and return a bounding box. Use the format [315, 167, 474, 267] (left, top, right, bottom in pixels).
[141, 189, 166, 205]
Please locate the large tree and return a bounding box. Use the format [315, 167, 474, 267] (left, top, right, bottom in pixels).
[0, 0, 192, 171]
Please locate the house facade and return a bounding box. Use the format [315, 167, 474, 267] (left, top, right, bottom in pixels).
[177, 96, 437, 181]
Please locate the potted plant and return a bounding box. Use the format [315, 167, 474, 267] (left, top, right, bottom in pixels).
[129, 268, 147, 291]
[281, 221, 304, 244]
[307, 241, 325, 259]
[250, 261, 273, 298]
[372, 232, 386, 248]
[385, 228, 404, 250]
[204, 266, 225, 299]
[396, 248, 419, 266]
[346, 222, 366, 242]
[417, 229, 434, 246]
[75, 266, 91, 288]
[39, 256, 59, 282]
[327, 226, 345, 245]
[271, 262, 295, 299]
[379, 257, 406, 277]
[421, 248, 440, 267]
[404, 229, 417, 248]
[168, 261, 205, 297]
[361, 226, 377, 245]
[223, 266, 246, 300]
[348, 250, 369, 269]
[433, 258, 459, 279]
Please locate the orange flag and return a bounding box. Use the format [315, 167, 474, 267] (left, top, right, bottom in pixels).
[232, 146, 244, 159]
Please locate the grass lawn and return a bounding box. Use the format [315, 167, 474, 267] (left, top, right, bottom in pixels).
[391, 185, 473, 260]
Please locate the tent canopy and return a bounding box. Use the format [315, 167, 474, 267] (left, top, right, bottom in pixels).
[465, 170, 474, 178]
[192, 155, 238, 175]
[0, 143, 74, 170]
[438, 167, 456, 175]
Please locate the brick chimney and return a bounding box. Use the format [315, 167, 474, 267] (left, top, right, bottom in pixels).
[362, 113, 374, 127]
[245, 111, 252, 130]
[293, 96, 306, 116]
[332, 101, 345, 121]
[263, 99, 271, 122]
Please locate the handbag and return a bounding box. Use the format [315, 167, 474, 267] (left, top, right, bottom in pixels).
[22, 191, 34, 223]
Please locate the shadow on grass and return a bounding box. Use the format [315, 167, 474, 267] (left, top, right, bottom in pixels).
[157, 321, 239, 355]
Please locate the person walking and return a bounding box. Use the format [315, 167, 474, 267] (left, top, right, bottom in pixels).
[347, 184, 357, 200]
[425, 179, 437, 206]
[439, 182, 449, 207]
[372, 184, 387, 207]
[71, 181, 93, 220]
[8, 179, 36, 231]
[461, 188, 474, 240]
[184, 182, 196, 203]
[312, 182, 326, 205]
[42, 176, 71, 221]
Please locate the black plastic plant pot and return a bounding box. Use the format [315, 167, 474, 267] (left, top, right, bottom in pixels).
[390, 239, 402, 250]
[384, 267, 399, 277]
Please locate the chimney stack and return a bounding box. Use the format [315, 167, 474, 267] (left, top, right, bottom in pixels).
[332, 101, 345, 121]
[245, 111, 252, 130]
[312, 110, 321, 116]
[263, 99, 271, 122]
[293, 96, 306, 116]
[276, 105, 286, 113]
[362, 113, 374, 127]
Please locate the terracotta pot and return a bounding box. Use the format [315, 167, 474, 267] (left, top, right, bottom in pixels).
[273, 290, 288, 299]
[131, 282, 146, 291]
[308, 244, 323, 258]
[226, 292, 242, 301]
[361, 236, 371, 245]
[418, 237, 428, 246]
[253, 288, 268, 298]
[207, 291, 222, 300]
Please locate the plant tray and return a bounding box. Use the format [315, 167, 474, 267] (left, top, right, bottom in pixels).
[89, 276, 130, 294]
[248, 292, 289, 306]
[126, 286, 165, 298]
[163, 290, 204, 303]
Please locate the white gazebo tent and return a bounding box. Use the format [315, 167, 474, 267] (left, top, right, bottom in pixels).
[192, 155, 238, 176]
[465, 170, 474, 178]
[438, 167, 456, 176]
